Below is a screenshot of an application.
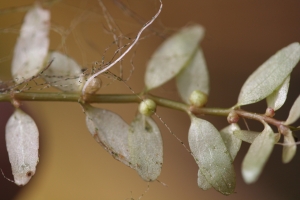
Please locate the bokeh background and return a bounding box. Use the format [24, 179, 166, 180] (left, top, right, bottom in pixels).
[0, 0, 300, 199]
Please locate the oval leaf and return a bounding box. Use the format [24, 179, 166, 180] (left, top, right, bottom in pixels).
[233, 130, 260, 144]
[43, 51, 85, 92]
[84, 104, 131, 167]
[197, 123, 241, 191]
[128, 114, 163, 181]
[188, 115, 235, 195]
[11, 4, 50, 84]
[284, 95, 300, 125]
[145, 25, 205, 90]
[237, 42, 300, 106]
[242, 123, 275, 184]
[220, 123, 242, 160]
[197, 169, 212, 190]
[266, 75, 290, 111]
[282, 129, 296, 163]
[176, 48, 209, 104]
[5, 109, 39, 186]
[274, 132, 281, 144]
[234, 130, 281, 144]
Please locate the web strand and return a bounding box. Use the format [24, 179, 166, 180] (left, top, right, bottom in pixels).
[82, 0, 163, 95]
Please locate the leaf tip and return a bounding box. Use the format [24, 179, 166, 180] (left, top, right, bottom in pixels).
[242, 168, 259, 184]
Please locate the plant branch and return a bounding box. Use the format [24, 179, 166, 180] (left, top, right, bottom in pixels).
[190, 106, 285, 128]
[0, 91, 287, 130]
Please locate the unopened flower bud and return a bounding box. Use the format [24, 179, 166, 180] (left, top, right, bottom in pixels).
[227, 111, 239, 124]
[139, 99, 156, 116]
[189, 90, 208, 108]
[265, 107, 275, 117]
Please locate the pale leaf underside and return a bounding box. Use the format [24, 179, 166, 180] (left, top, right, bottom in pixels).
[188, 115, 235, 195]
[176, 48, 209, 104]
[266, 75, 290, 111]
[219, 123, 242, 160]
[43, 51, 84, 92]
[238, 42, 300, 106]
[233, 130, 260, 144]
[145, 24, 205, 90]
[197, 123, 241, 191]
[11, 4, 50, 84]
[128, 114, 163, 181]
[285, 95, 300, 125]
[5, 109, 39, 186]
[242, 123, 275, 184]
[84, 105, 131, 166]
[282, 130, 296, 163]
[84, 105, 163, 181]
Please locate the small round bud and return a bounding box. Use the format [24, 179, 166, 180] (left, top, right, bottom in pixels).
[265, 107, 275, 117]
[227, 111, 239, 124]
[139, 99, 156, 116]
[85, 77, 102, 94]
[189, 90, 208, 108]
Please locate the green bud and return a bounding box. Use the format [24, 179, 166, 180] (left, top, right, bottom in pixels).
[189, 90, 208, 107]
[139, 99, 156, 116]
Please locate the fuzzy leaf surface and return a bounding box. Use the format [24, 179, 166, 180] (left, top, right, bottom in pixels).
[266, 75, 290, 111]
[145, 25, 205, 90]
[43, 51, 84, 92]
[285, 95, 300, 125]
[188, 115, 235, 195]
[196, 124, 241, 191]
[11, 4, 50, 84]
[233, 130, 260, 144]
[237, 42, 300, 106]
[84, 105, 131, 166]
[5, 109, 39, 186]
[242, 123, 275, 184]
[220, 123, 241, 160]
[128, 114, 163, 181]
[176, 48, 209, 103]
[197, 170, 212, 190]
[282, 129, 296, 163]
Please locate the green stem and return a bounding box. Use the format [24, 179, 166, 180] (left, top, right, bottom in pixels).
[0, 91, 286, 129]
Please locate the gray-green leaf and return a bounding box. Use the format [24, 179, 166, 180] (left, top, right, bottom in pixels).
[233, 130, 260, 144]
[197, 169, 212, 190]
[266, 75, 290, 111]
[128, 114, 163, 181]
[5, 109, 39, 186]
[284, 95, 300, 125]
[282, 129, 296, 163]
[237, 42, 300, 106]
[145, 24, 205, 90]
[43, 51, 85, 92]
[274, 133, 281, 144]
[196, 123, 240, 191]
[84, 104, 131, 167]
[11, 4, 50, 84]
[242, 123, 275, 184]
[220, 123, 242, 160]
[176, 48, 209, 104]
[188, 115, 235, 195]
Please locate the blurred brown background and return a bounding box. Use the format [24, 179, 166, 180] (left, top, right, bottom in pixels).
[0, 0, 300, 199]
